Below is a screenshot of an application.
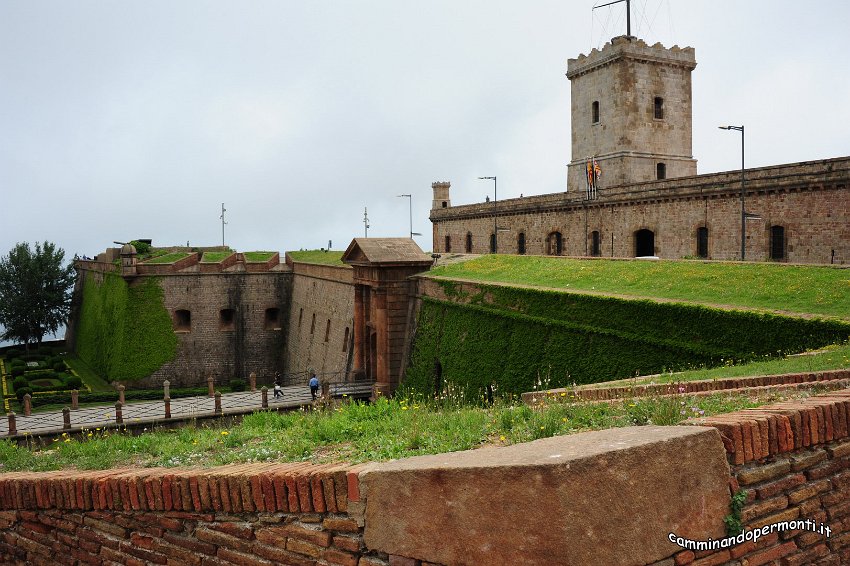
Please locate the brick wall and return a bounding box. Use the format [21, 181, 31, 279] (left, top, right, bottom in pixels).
[0, 463, 377, 566]
[283, 260, 355, 383]
[140, 272, 292, 389]
[4, 393, 850, 565]
[654, 391, 850, 566]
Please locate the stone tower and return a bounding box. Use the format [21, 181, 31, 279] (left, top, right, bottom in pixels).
[566, 36, 697, 191]
[431, 181, 451, 210]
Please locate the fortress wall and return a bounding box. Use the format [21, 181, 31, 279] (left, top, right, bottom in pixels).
[5, 396, 850, 565]
[432, 157, 850, 264]
[283, 260, 355, 383]
[138, 272, 292, 389]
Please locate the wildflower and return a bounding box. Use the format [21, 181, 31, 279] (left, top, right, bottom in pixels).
[220, 431, 229, 436]
[499, 435, 506, 441]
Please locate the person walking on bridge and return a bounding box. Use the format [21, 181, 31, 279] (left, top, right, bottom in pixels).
[309, 373, 320, 400]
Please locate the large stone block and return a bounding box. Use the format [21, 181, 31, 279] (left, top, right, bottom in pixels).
[361, 426, 730, 566]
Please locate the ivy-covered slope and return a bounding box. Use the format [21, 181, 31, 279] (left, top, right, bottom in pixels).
[403, 282, 850, 398]
[74, 272, 177, 381]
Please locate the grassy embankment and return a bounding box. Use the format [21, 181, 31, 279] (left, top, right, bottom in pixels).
[287, 250, 346, 266]
[427, 255, 850, 386]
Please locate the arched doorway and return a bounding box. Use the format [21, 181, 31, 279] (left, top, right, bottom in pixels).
[547, 231, 563, 255]
[634, 229, 655, 257]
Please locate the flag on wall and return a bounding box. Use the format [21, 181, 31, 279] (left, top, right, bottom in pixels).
[585, 157, 602, 199]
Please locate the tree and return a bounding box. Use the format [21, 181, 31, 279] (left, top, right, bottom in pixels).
[0, 241, 76, 349]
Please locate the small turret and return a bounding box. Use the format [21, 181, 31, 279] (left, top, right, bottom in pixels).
[120, 243, 137, 277]
[432, 181, 451, 210]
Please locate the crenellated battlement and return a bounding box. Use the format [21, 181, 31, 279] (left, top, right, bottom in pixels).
[567, 35, 696, 79]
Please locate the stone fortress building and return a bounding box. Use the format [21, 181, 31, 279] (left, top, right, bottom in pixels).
[430, 35, 850, 264]
[67, 30, 849, 391]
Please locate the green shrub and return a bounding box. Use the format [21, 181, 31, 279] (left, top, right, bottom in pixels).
[130, 240, 152, 255]
[15, 387, 32, 401]
[11, 366, 25, 377]
[229, 379, 246, 392]
[5, 348, 22, 357]
[53, 361, 66, 372]
[12, 376, 29, 391]
[21, 353, 45, 362]
[10, 359, 25, 368]
[64, 375, 83, 389]
[26, 369, 57, 380]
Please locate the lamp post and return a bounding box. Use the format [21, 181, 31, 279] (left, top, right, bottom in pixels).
[396, 194, 421, 239]
[719, 125, 745, 260]
[478, 176, 497, 253]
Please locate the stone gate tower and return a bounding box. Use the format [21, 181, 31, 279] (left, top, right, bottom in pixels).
[566, 36, 698, 191]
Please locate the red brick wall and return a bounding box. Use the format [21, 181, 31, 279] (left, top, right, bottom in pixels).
[651, 391, 850, 565]
[0, 463, 380, 566]
[5, 395, 850, 565]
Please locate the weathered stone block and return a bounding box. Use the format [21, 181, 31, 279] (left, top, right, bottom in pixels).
[361, 426, 730, 566]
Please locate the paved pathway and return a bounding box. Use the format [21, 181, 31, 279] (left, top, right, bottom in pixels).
[2, 382, 372, 439]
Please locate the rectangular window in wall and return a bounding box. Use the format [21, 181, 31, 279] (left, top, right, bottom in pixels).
[219, 308, 235, 331]
[654, 96, 664, 119]
[592, 101, 600, 123]
[174, 309, 191, 332]
[265, 308, 281, 330]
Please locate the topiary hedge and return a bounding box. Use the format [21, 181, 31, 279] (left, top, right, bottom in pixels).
[74, 272, 177, 382]
[404, 286, 850, 399]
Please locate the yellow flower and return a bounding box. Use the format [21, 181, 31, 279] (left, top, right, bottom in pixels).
[401, 406, 408, 410]
[499, 435, 506, 441]
[220, 431, 229, 436]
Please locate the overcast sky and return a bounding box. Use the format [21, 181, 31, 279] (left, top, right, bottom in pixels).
[2, 0, 848, 262]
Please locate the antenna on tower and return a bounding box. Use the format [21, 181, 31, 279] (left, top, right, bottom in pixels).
[594, 0, 632, 39]
[220, 203, 227, 247]
[363, 207, 370, 237]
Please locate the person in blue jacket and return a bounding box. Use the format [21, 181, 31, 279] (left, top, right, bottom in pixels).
[309, 373, 320, 400]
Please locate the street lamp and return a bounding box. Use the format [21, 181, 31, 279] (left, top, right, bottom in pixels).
[396, 194, 421, 239]
[719, 125, 745, 260]
[478, 176, 497, 253]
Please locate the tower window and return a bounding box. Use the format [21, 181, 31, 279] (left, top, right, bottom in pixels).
[343, 327, 350, 352]
[591, 231, 601, 257]
[325, 319, 331, 342]
[656, 163, 666, 180]
[465, 232, 473, 253]
[442, 201, 447, 208]
[592, 101, 600, 124]
[310, 313, 316, 334]
[445, 235, 451, 253]
[654, 97, 664, 119]
[517, 232, 526, 255]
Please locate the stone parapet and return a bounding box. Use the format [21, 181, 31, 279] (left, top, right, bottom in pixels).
[567, 36, 696, 79]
